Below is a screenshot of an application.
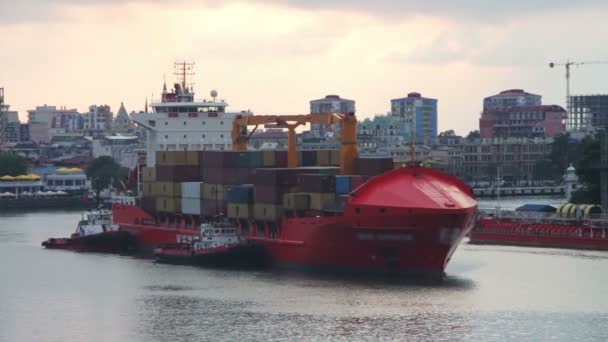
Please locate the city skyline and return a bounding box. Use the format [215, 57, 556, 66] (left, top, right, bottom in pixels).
[1, 1, 608, 135]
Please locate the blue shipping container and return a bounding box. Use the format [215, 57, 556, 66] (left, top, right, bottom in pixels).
[335, 176, 351, 195]
[226, 185, 254, 204]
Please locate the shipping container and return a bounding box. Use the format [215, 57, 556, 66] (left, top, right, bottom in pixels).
[156, 165, 200, 182]
[322, 194, 349, 212]
[298, 174, 336, 193]
[234, 151, 263, 168]
[262, 150, 276, 167]
[200, 151, 239, 168]
[201, 199, 227, 217]
[275, 150, 288, 167]
[300, 150, 317, 166]
[226, 185, 254, 204]
[335, 176, 351, 195]
[329, 149, 341, 166]
[156, 151, 188, 166]
[185, 151, 201, 166]
[254, 185, 295, 204]
[253, 168, 301, 187]
[142, 182, 155, 197]
[254, 204, 284, 221]
[182, 197, 202, 215]
[181, 182, 202, 199]
[227, 203, 254, 219]
[155, 196, 181, 213]
[141, 196, 156, 214]
[308, 193, 335, 211]
[335, 175, 365, 194]
[316, 150, 331, 166]
[202, 183, 225, 201]
[283, 193, 310, 210]
[141, 167, 156, 182]
[157, 182, 182, 197]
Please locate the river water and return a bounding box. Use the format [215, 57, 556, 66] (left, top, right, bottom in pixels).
[2, 203, 608, 342]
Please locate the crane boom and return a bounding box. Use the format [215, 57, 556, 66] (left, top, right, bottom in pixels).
[232, 113, 358, 175]
[549, 59, 608, 130]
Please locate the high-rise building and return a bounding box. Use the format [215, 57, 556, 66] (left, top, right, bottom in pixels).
[27, 105, 83, 140]
[310, 95, 355, 137]
[569, 95, 608, 131]
[483, 89, 541, 110]
[390, 92, 438, 145]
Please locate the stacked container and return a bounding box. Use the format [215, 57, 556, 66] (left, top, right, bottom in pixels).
[181, 182, 204, 216]
[226, 185, 254, 219]
[297, 174, 336, 211]
[155, 182, 182, 213]
[141, 167, 157, 214]
[335, 175, 365, 195]
[252, 168, 304, 221]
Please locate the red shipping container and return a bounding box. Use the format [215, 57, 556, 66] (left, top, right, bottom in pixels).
[255, 185, 293, 204]
[298, 174, 336, 193]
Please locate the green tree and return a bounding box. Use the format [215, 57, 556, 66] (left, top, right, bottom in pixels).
[466, 130, 480, 140]
[571, 136, 601, 204]
[86, 156, 121, 205]
[0, 152, 27, 176]
[439, 129, 456, 137]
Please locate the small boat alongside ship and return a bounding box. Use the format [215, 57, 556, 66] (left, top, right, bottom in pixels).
[470, 203, 608, 250]
[154, 221, 265, 267]
[42, 209, 136, 253]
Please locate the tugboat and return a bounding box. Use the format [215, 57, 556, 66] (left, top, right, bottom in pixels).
[154, 221, 266, 267]
[42, 209, 136, 253]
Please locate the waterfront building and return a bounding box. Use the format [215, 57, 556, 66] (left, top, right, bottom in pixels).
[27, 105, 82, 136]
[113, 102, 134, 133]
[310, 95, 355, 137]
[83, 105, 113, 132]
[390, 92, 438, 145]
[458, 137, 553, 183]
[92, 135, 141, 169]
[249, 129, 288, 149]
[4, 111, 21, 143]
[479, 105, 566, 139]
[483, 89, 541, 109]
[568, 94, 608, 131]
[358, 114, 409, 149]
[479, 89, 566, 139]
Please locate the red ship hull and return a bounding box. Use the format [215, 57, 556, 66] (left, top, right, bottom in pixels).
[470, 218, 608, 251]
[113, 167, 477, 278]
[41, 231, 136, 253]
[154, 243, 265, 267]
[113, 204, 199, 254]
[249, 167, 477, 278]
[249, 211, 475, 278]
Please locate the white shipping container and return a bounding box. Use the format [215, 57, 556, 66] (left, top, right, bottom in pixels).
[182, 198, 201, 215]
[182, 182, 202, 199]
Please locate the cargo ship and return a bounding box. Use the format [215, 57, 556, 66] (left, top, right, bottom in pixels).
[114, 65, 477, 278]
[470, 204, 608, 250]
[42, 209, 135, 253]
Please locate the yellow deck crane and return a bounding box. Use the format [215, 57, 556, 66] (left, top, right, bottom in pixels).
[231, 113, 358, 175]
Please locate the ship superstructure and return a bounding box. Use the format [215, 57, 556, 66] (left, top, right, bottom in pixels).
[131, 62, 252, 166]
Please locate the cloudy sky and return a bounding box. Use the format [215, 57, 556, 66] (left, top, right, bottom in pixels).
[1, 0, 608, 134]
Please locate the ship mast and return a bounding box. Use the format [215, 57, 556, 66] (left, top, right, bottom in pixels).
[174, 61, 195, 93]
